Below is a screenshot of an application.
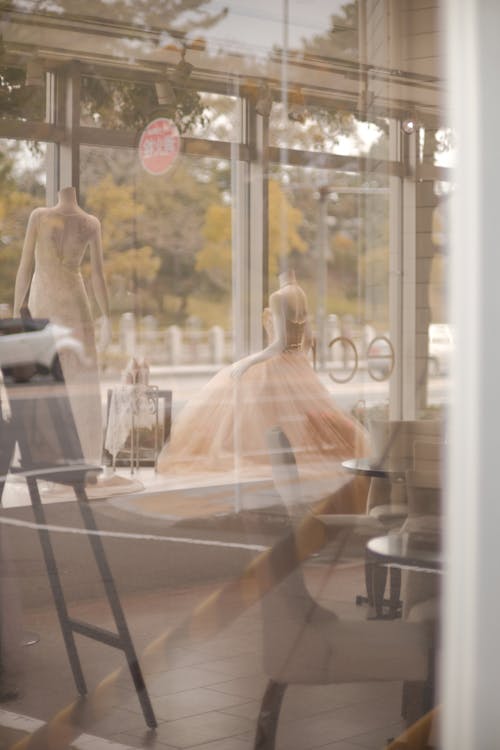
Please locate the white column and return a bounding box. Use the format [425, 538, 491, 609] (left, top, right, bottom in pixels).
[248, 109, 267, 354]
[388, 119, 404, 420]
[231, 98, 250, 361]
[231, 97, 267, 360]
[442, 0, 500, 747]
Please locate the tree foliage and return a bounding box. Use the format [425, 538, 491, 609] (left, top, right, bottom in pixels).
[0, 147, 43, 309]
[2, 0, 228, 131]
[197, 178, 307, 292]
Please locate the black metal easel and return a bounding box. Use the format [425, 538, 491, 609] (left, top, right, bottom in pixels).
[0, 321, 156, 728]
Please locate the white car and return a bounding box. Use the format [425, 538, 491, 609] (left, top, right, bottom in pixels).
[428, 323, 454, 376]
[0, 318, 89, 382]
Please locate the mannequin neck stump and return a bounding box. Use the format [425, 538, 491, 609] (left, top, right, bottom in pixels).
[56, 186, 79, 210]
[279, 269, 297, 288]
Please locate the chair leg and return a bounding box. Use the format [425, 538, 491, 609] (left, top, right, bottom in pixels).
[365, 552, 388, 618]
[364, 554, 375, 608]
[372, 562, 388, 618]
[389, 566, 402, 618]
[254, 679, 287, 750]
[362, 555, 402, 618]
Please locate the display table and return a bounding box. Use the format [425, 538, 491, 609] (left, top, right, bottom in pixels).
[341, 457, 409, 481]
[367, 531, 443, 573]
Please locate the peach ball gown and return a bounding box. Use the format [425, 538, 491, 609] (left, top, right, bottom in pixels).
[157, 289, 368, 485]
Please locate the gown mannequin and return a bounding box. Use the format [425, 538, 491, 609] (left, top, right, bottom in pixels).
[13, 186, 111, 465]
[157, 269, 368, 485]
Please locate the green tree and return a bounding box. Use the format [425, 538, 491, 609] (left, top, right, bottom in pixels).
[197, 178, 307, 292]
[80, 149, 224, 323]
[83, 174, 162, 315]
[85, 174, 139, 252]
[0, 146, 42, 307]
[135, 159, 221, 322]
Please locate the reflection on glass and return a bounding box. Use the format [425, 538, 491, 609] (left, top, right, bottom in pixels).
[0, 0, 449, 747]
[81, 78, 239, 137]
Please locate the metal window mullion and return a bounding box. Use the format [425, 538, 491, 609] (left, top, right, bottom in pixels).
[231, 97, 250, 360]
[45, 71, 58, 206]
[247, 101, 268, 355]
[57, 61, 81, 196]
[400, 130, 417, 420]
[388, 118, 404, 420]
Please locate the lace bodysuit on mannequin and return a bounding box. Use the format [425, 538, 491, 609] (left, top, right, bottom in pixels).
[26, 208, 102, 463]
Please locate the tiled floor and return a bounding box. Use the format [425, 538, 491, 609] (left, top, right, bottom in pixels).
[1, 557, 412, 750]
[0, 466, 429, 749]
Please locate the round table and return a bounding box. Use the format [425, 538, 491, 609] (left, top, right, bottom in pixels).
[367, 531, 443, 573]
[341, 457, 409, 481]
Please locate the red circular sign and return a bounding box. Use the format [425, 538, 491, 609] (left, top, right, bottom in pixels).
[138, 118, 180, 175]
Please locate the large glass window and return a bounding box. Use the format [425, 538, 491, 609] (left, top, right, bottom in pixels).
[0, 2, 456, 748]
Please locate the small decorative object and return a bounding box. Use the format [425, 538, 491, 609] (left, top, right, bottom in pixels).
[137, 358, 150, 385]
[123, 357, 140, 384]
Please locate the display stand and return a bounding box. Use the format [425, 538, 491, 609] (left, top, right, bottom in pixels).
[105, 386, 172, 472]
[0, 321, 157, 728]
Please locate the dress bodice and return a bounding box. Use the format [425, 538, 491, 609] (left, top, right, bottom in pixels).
[34, 208, 96, 273]
[266, 282, 308, 350]
[284, 316, 306, 350]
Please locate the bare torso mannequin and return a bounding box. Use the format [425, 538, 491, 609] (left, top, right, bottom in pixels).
[13, 186, 111, 464]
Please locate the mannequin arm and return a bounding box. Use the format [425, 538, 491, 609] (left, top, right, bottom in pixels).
[89, 218, 111, 348]
[231, 294, 285, 379]
[13, 209, 38, 316]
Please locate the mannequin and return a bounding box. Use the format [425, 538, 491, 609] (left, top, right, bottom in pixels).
[14, 186, 111, 465]
[157, 268, 368, 488]
[230, 268, 312, 379]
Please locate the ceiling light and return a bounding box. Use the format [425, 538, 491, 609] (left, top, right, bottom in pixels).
[402, 118, 417, 135]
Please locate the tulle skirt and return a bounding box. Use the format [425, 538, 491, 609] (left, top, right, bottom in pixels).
[158, 350, 368, 483]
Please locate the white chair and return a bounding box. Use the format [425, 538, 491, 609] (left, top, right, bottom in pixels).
[253, 427, 434, 750]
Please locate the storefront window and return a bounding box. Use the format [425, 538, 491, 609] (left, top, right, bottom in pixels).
[0, 1, 457, 748]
